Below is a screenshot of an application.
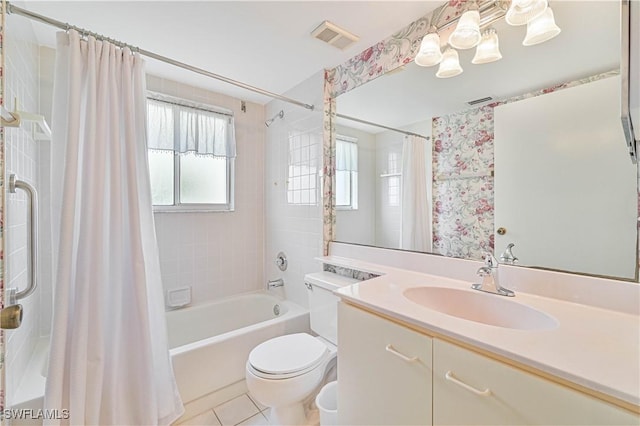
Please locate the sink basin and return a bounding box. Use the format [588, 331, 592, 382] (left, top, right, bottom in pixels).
[403, 287, 558, 330]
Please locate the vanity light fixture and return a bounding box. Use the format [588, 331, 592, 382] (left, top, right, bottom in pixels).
[522, 6, 561, 46]
[472, 28, 502, 64]
[414, 0, 561, 78]
[449, 1, 482, 49]
[436, 47, 463, 78]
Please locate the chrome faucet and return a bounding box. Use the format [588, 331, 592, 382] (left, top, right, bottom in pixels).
[499, 243, 518, 265]
[472, 252, 515, 297]
[267, 278, 284, 289]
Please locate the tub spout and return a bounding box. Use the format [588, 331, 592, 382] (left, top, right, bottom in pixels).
[267, 278, 284, 289]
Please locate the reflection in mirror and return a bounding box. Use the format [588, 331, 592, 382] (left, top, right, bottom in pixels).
[334, 1, 638, 280]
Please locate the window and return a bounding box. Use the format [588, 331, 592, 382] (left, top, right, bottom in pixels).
[146, 94, 236, 211]
[387, 151, 400, 207]
[335, 136, 358, 209]
[287, 132, 319, 205]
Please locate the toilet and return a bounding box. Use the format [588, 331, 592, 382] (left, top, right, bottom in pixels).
[246, 271, 358, 425]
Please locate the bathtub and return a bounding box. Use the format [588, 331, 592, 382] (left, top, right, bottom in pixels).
[167, 292, 310, 404]
[10, 292, 309, 416]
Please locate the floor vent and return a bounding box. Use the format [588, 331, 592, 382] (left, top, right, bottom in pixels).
[311, 21, 359, 50]
[467, 96, 494, 106]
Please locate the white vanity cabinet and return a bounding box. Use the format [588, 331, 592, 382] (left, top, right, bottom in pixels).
[337, 301, 639, 426]
[432, 339, 639, 425]
[337, 302, 433, 425]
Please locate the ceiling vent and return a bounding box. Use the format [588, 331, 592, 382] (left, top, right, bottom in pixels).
[467, 96, 494, 106]
[311, 21, 359, 50]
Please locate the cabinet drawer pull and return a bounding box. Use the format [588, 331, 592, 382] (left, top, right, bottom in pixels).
[385, 344, 419, 362]
[445, 371, 492, 397]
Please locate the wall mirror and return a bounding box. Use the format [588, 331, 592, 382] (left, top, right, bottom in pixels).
[332, 1, 639, 281]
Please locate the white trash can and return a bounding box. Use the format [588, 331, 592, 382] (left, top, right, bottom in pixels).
[315, 381, 338, 425]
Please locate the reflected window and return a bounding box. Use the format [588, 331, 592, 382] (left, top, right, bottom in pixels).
[335, 136, 358, 210]
[387, 151, 400, 207]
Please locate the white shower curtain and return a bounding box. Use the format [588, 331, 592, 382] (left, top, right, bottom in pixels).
[45, 30, 183, 425]
[400, 135, 433, 252]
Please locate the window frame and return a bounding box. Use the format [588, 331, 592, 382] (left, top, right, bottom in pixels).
[147, 92, 235, 213]
[335, 135, 359, 211]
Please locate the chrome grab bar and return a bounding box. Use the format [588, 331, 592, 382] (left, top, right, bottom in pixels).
[8, 174, 38, 302]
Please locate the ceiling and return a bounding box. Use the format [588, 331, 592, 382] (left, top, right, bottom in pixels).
[336, 1, 621, 133]
[11, 0, 441, 105]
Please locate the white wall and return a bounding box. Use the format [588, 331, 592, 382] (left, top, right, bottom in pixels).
[147, 76, 266, 305]
[4, 15, 42, 407]
[335, 125, 376, 246]
[264, 71, 325, 308]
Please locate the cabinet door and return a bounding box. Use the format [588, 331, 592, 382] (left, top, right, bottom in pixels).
[433, 339, 639, 425]
[338, 302, 432, 425]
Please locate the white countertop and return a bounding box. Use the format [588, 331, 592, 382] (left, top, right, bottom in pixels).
[324, 256, 640, 408]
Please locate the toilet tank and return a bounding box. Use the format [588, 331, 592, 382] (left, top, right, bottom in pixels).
[305, 271, 359, 345]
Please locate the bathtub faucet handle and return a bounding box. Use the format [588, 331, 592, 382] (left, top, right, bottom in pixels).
[267, 278, 285, 289]
[275, 252, 288, 271]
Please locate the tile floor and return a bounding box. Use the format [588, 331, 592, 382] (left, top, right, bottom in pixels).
[178, 392, 320, 426]
[179, 394, 269, 426]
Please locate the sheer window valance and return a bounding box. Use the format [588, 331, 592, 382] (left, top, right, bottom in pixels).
[336, 135, 358, 171]
[147, 97, 236, 158]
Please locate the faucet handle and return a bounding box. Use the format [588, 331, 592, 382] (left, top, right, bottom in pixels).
[476, 266, 492, 277]
[500, 243, 518, 265]
[483, 252, 499, 268]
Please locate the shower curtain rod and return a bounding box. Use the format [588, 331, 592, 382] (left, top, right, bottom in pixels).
[336, 113, 430, 139]
[6, 2, 315, 111]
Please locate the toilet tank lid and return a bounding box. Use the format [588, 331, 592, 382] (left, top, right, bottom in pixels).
[304, 271, 359, 292]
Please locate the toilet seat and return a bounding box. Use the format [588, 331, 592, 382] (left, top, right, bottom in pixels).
[248, 333, 329, 380]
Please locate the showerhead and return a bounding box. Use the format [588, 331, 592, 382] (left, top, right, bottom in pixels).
[265, 110, 284, 127]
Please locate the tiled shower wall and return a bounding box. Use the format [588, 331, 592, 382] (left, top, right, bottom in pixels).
[4, 16, 42, 407]
[147, 76, 266, 305]
[264, 71, 324, 309]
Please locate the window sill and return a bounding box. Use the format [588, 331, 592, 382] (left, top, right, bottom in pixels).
[153, 206, 234, 213]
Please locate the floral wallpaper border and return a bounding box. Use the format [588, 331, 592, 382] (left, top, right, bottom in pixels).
[325, 1, 467, 99]
[322, 70, 335, 256]
[323, 264, 379, 281]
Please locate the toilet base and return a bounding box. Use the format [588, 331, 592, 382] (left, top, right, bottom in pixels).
[267, 402, 307, 426]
